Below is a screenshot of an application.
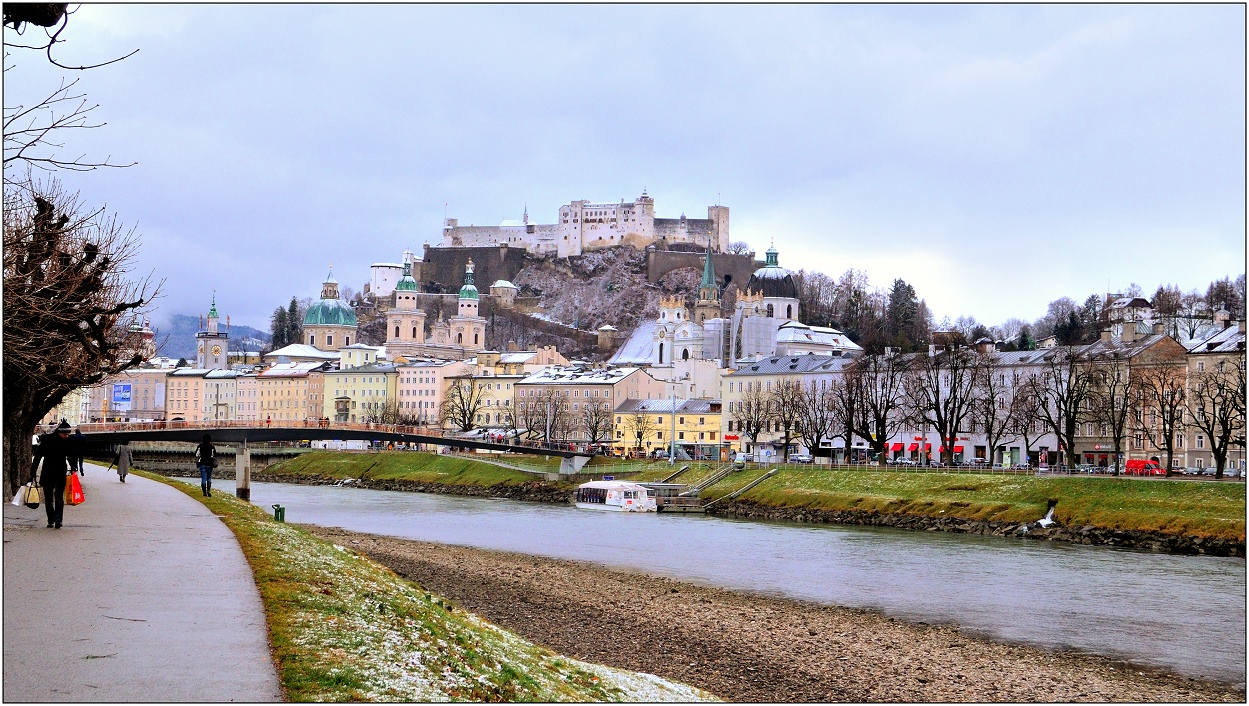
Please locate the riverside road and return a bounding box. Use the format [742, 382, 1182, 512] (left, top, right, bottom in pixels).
[2, 462, 280, 702]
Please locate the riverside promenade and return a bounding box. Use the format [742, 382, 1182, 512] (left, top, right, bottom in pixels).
[3, 462, 281, 702]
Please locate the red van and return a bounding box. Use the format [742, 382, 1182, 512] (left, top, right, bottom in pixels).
[1125, 459, 1164, 476]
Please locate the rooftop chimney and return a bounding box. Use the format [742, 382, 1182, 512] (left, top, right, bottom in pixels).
[1121, 324, 1138, 343]
[1152, 321, 1165, 335]
[1100, 329, 1113, 343]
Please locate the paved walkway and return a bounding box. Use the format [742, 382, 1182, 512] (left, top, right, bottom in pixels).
[3, 463, 282, 702]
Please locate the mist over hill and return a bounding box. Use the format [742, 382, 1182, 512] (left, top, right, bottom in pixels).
[152, 314, 270, 360]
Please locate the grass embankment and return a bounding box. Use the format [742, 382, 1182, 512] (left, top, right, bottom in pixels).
[267, 453, 1245, 542]
[702, 467, 1247, 541]
[135, 470, 714, 702]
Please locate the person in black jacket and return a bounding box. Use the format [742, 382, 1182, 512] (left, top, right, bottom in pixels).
[31, 419, 77, 528]
[194, 433, 217, 497]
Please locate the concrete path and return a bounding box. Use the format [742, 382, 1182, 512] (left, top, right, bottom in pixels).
[3, 462, 282, 702]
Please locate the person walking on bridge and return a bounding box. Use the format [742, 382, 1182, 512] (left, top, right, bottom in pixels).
[30, 420, 77, 528]
[194, 434, 217, 497]
[114, 440, 132, 483]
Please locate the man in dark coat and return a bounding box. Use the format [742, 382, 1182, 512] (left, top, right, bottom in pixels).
[30, 419, 77, 528]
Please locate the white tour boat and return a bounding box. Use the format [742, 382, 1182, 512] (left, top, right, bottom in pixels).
[574, 480, 657, 512]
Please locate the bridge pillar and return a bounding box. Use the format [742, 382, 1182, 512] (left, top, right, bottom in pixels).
[558, 456, 590, 475]
[236, 439, 251, 502]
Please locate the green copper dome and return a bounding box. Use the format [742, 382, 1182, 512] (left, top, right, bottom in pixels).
[396, 262, 417, 292]
[303, 298, 358, 327]
[458, 258, 479, 300]
[304, 268, 357, 326]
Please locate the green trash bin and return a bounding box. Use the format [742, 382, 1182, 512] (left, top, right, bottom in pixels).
[272, 504, 286, 523]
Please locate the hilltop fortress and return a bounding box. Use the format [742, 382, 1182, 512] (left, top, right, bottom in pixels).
[441, 190, 729, 258]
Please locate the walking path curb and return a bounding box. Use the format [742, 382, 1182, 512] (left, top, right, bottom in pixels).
[3, 462, 282, 702]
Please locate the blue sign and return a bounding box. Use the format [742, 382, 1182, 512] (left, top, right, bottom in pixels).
[111, 383, 133, 411]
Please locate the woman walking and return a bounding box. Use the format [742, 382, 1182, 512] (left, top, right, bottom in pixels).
[115, 440, 132, 483]
[194, 433, 217, 497]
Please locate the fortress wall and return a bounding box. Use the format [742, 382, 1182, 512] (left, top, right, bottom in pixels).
[646, 250, 761, 288]
[420, 245, 529, 293]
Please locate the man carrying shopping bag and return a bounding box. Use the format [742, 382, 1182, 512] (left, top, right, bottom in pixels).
[30, 420, 79, 528]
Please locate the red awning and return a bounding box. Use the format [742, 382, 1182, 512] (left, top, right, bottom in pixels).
[953, 446, 964, 453]
[908, 443, 919, 452]
[890, 443, 904, 452]
[923, 443, 932, 451]
[939, 446, 945, 453]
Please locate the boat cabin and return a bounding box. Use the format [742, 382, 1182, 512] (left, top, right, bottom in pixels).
[574, 480, 657, 512]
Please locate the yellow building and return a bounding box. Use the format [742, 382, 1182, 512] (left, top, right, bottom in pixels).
[258, 362, 331, 423]
[323, 363, 398, 423]
[613, 398, 724, 459]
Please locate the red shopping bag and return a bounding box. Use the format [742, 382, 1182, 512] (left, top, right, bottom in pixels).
[65, 473, 85, 506]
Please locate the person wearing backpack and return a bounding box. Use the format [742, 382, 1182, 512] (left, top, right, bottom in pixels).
[194, 433, 217, 497]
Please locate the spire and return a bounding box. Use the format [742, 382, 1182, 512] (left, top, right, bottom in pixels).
[458, 258, 479, 301]
[208, 291, 218, 319]
[700, 241, 717, 291]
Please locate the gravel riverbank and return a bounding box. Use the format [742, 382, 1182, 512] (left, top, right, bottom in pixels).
[304, 526, 1244, 703]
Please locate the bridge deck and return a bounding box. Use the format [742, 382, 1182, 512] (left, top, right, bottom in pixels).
[74, 421, 587, 459]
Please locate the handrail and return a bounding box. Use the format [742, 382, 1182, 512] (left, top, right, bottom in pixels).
[69, 419, 449, 437]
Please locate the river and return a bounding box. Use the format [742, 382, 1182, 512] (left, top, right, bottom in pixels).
[191, 478, 1246, 685]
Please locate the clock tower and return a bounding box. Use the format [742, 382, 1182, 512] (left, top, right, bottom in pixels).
[196, 294, 230, 370]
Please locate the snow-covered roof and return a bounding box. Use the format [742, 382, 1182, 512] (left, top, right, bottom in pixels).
[499, 352, 536, 364]
[490, 280, 518, 289]
[371, 263, 403, 269]
[607, 320, 657, 365]
[264, 344, 340, 361]
[1186, 324, 1246, 354]
[259, 361, 329, 378]
[518, 365, 640, 385]
[614, 398, 720, 414]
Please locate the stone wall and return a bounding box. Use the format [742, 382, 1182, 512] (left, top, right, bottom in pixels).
[647, 249, 760, 287]
[420, 244, 530, 293]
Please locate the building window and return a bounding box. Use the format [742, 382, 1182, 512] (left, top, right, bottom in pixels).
[327, 334, 333, 347]
[1197, 435, 1204, 449]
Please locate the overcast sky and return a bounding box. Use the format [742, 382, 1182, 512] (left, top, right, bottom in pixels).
[5, 4, 1244, 332]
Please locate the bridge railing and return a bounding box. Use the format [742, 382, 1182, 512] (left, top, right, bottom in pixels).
[73, 419, 450, 438]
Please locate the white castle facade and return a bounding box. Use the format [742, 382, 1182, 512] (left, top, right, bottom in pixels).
[441, 191, 730, 258]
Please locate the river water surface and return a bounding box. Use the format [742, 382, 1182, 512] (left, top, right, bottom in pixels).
[195, 478, 1245, 685]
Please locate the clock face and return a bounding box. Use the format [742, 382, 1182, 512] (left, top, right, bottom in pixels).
[211, 345, 222, 356]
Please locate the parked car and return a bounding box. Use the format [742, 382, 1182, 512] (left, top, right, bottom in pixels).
[1200, 467, 1217, 476]
[789, 453, 813, 464]
[1182, 467, 1201, 475]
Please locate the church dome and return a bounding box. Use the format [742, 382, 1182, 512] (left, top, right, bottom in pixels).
[303, 298, 358, 327]
[746, 243, 798, 300]
[304, 268, 358, 326]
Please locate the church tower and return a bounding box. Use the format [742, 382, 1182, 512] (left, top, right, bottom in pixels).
[196, 294, 229, 370]
[450, 258, 485, 352]
[386, 262, 426, 352]
[693, 242, 721, 324]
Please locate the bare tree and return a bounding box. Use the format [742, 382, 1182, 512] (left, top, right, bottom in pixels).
[439, 377, 487, 433]
[364, 399, 423, 427]
[768, 378, 805, 462]
[579, 399, 613, 445]
[730, 381, 773, 454]
[796, 379, 837, 463]
[904, 346, 981, 467]
[726, 240, 751, 255]
[1028, 347, 1094, 469]
[1007, 372, 1046, 465]
[1086, 349, 1134, 476]
[548, 392, 575, 445]
[513, 395, 545, 442]
[4, 6, 140, 183]
[1131, 361, 1187, 474]
[845, 353, 908, 467]
[971, 353, 1015, 466]
[1188, 361, 1247, 478]
[3, 178, 157, 496]
[623, 410, 655, 455]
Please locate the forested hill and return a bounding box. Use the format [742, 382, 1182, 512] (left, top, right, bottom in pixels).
[152, 314, 270, 360]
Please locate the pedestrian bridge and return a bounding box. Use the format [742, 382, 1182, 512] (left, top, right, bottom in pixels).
[73, 420, 593, 474]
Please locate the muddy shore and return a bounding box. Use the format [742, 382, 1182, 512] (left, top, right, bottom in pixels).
[304, 525, 1244, 703]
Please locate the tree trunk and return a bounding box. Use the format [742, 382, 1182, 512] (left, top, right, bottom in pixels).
[3, 404, 38, 500]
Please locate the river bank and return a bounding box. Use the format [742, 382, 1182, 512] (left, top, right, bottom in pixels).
[303, 525, 1244, 702]
[142, 464, 1247, 556]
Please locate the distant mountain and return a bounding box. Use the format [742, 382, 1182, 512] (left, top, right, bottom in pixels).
[152, 314, 270, 360]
